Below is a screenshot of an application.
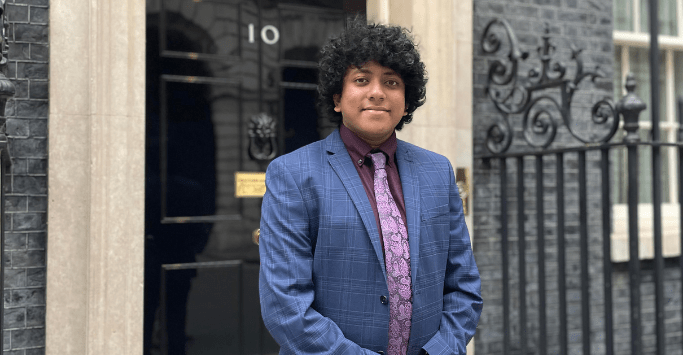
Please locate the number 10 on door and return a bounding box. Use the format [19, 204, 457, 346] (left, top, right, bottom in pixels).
[248, 24, 280, 45]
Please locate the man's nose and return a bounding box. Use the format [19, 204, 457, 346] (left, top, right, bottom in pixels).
[367, 80, 386, 100]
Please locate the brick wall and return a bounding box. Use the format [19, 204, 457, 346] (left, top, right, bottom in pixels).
[611, 260, 683, 354]
[3, 0, 48, 353]
[472, 0, 682, 354]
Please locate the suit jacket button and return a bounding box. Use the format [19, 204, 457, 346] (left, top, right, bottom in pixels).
[380, 295, 388, 304]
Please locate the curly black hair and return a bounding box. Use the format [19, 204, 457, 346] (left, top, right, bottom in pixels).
[317, 22, 427, 131]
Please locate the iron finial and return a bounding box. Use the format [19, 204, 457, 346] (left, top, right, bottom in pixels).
[616, 73, 646, 143]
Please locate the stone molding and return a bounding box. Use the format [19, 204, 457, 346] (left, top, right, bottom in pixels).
[47, 0, 145, 354]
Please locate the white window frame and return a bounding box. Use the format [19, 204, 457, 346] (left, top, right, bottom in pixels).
[611, 0, 683, 262]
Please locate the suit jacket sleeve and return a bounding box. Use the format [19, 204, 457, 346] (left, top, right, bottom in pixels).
[259, 158, 377, 355]
[422, 161, 483, 355]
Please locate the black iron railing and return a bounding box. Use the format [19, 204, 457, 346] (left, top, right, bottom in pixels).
[477, 13, 682, 355]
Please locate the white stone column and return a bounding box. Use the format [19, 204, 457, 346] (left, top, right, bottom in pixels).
[47, 0, 146, 354]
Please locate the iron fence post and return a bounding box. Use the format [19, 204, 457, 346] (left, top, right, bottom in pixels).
[600, 146, 613, 355]
[616, 72, 647, 355]
[647, 2, 666, 354]
[535, 155, 546, 354]
[500, 158, 510, 355]
[516, 157, 527, 354]
[556, 153, 568, 355]
[578, 151, 590, 355]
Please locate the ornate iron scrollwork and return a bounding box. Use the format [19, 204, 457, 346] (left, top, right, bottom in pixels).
[481, 18, 619, 153]
[248, 112, 277, 161]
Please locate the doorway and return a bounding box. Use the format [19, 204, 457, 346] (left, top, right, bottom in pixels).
[144, 1, 365, 354]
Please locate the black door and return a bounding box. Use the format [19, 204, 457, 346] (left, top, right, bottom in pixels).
[144, 1, 365, 354]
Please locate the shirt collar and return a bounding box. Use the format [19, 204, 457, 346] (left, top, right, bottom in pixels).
[339, 124, 397, 168]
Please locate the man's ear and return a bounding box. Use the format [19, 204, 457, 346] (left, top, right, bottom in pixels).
[333, 94, 342, 112]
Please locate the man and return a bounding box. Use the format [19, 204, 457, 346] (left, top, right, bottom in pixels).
[259, 22, 482, 355]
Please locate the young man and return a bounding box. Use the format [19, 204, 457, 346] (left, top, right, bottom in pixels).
[259, 22, 482, 355]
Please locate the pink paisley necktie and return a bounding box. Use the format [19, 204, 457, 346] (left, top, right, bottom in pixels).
[371, 152, 412, 355]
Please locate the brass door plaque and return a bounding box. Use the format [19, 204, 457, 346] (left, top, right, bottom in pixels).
[235, 172, 266, 198]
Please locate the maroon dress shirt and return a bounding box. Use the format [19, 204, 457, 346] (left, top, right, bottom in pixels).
[339, 125, 408, 251]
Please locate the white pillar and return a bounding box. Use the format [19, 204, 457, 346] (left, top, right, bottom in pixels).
[47, 0, 146, 353]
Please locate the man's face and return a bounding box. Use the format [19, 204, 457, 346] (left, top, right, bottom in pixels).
[333, 61, 407, 148]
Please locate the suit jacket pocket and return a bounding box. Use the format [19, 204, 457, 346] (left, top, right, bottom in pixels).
[420, 204, 449, 222]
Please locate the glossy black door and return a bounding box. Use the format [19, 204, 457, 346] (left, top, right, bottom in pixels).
[145, 1, 364, 354]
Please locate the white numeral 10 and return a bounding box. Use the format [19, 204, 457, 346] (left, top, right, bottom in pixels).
[248, 23, 280, 45]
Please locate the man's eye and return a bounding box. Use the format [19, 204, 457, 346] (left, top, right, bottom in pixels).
[386, 80, 398, 86]
[354, 78, 368, 83]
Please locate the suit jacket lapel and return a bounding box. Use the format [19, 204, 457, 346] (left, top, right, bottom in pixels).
[396, 140, 421, 289]
[325, 131, 387, 279]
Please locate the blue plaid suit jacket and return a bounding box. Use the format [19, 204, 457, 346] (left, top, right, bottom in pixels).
[259, 130, 482, 355]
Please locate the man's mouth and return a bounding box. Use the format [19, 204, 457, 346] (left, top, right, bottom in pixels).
[363, 106, 389, 112]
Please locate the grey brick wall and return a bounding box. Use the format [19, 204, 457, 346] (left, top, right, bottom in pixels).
[472, 0, 682, 354]
[611, 260, 683, 355]
[3, 0, 48, 353]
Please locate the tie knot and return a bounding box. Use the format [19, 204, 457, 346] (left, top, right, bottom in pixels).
[370, 152, 386, 170]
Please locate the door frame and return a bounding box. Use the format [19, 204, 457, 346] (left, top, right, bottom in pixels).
[46, 0, 476, 354]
